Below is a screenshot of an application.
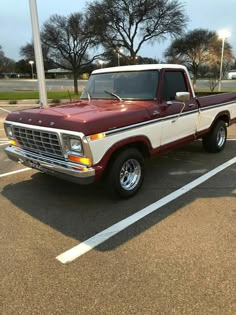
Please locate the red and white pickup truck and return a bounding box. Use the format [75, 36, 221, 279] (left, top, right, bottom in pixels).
[4, 64, 236, 197]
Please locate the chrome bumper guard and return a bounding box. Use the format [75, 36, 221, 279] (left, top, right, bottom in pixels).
[5, 145, 95, 185]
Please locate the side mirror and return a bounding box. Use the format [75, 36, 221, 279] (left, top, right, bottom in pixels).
[175, 92, 190, 102]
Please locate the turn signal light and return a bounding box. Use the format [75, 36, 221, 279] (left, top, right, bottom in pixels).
[9, 139, 18, 146]
[68, 155, 92, 166]
[88, 133, 106, 141]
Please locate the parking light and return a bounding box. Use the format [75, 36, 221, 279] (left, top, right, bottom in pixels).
[68, 155, 92, 166]
[9, 140, 18, 146]
[88, 133, 106, 141]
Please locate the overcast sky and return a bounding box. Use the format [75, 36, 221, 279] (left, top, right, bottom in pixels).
[0, 0, 235, 61]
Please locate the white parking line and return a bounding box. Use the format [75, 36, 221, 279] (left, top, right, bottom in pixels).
[0, 168, 31, 178]
[0, 107, 11, 113]
[56, 157, 236, 264]
[0, 142, 9, 146]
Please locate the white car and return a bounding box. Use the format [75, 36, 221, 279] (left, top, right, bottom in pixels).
[228, 70, 236, 79]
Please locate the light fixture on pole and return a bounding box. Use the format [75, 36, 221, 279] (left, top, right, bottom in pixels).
[29, 60, 34, 79]
[117, 48, 124, 66]
[218, 30, 231, 92]
[98, 60, 104, 68]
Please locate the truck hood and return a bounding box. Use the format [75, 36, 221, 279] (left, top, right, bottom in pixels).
[6, 99, 156, 135]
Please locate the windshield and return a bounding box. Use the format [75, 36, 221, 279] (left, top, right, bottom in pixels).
[80, 70, 159, 101]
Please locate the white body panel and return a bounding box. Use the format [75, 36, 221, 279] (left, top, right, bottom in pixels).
[161, 112, 199, 145]
[88, 101, 236, 165]
[89, 120, 163, 165]
[197, 101, 236, 132]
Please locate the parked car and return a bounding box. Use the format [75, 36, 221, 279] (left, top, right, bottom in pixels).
[17, 73, 31, 79]
[228, 70, 236, 79]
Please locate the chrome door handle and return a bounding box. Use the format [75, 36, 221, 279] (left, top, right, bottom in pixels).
[188, 103, 195, 107]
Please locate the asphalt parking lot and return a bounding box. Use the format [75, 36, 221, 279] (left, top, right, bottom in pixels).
[0, 105, 236, 315]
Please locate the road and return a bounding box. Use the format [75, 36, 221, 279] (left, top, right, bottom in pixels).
[0, 105, 236, 315]
[0, 78, 236, 92]
[0, 79, 87, 92]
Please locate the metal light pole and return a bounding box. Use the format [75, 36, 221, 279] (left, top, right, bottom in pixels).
[117, 48, 123, 66]
[218, 30, 231, 92]
[29, 0, 48, 107]
[29, 60, 34, 79]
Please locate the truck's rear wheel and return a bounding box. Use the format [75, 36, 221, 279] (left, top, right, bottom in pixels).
[202, 120, 227, 153]
[107, 148, 144, 198]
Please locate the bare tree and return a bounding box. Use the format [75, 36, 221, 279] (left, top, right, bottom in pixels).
[41, 13, 101, 94]
[0, 45, 15, 73]
[88, 0, 188, 64]
[20, 42, 54, 71]
[208, 76, 219, 92]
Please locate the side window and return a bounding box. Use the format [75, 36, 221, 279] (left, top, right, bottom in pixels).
[161, 71, 187, 101]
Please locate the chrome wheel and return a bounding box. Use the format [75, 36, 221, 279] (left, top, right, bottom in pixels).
[107, 148, 144, 198]
[217, 126, 226, 148]
[120, 159, 142, 191]
[202, 120, 227, 153]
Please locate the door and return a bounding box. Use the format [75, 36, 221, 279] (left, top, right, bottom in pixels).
[159, 70, 199, 146]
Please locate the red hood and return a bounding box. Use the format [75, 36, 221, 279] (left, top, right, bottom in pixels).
[6, 99, 156, 135]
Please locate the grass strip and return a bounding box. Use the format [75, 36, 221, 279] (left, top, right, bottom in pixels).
[0, 91, 81, 100]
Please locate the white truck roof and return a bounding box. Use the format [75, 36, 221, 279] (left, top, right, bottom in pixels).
[92, 64, 188, 74]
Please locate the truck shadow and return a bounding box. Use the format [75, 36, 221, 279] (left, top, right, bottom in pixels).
[2, 141, 236, 252]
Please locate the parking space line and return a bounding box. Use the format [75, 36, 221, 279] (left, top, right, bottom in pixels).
[0, 142, 9, 146]
[56, 157, 236, 264]
[0, 168, 31, 178]
[0, 107, 11, 113]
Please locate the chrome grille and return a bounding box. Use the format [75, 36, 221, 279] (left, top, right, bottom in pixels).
[13, 126, 63, 158]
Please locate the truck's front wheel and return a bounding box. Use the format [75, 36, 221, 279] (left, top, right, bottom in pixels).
[202, 120, 227, 153]
[107, 148, 144, 198]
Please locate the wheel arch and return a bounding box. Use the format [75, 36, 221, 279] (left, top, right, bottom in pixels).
[95, 136, 152, 180]
[212, 111, 230, 127]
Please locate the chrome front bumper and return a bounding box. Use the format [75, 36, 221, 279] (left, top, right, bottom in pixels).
[5, 145, 95, 185]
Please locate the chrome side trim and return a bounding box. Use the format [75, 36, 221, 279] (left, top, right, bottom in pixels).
[104, 110, 199, 136]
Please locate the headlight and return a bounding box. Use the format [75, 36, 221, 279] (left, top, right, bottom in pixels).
[5, 125, 14, 138]
[62, 134, 84, 156]
[69, 138, 83, 153]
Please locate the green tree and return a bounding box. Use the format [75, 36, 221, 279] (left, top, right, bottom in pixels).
[15, 59, 31, 75]
[88, 0, 188, 64]
[165, 29, 234, 88]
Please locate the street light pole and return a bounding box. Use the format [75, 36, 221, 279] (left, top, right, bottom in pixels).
[117, 48, 123, 66]
[29, 60, 34, 79]
[29, 0, 48, 107]
[218, 30, 231, 92]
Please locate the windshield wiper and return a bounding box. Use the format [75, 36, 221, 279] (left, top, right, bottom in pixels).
[85, 89, 91, 102]
[104, 90, 123, 102]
